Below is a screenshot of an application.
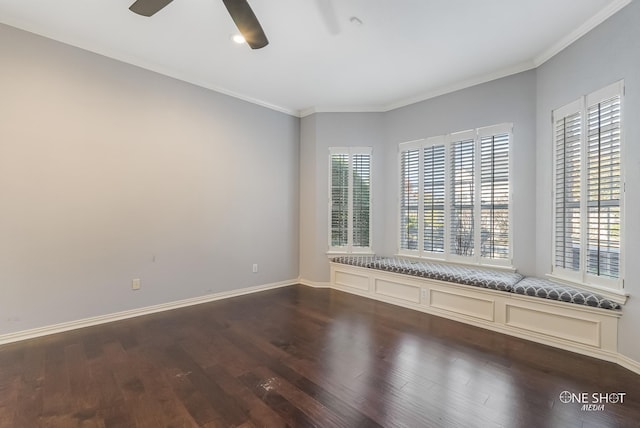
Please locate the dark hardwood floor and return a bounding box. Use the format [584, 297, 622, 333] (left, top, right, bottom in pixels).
[0, 285, 639, 427]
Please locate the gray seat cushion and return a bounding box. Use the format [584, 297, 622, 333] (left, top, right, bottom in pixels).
[368, 257, 418, 274]
[330, 255, 383, 268]
[369, 257, 523, 292]
[512, 277, 621, 310]
[331, 256, 621, 310]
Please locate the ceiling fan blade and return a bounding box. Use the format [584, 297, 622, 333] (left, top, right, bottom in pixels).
[129, 0, 174, 17]
[221, 0, 269, 49]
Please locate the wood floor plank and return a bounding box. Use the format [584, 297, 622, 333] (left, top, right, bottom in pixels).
[0, 377, 18, 428]
[64, 342, 104, 427]
[165, 344, 249, 427]
[0, 285, 639, 427]
[162, 369, 224, 427]
[203, 364, 288, 428]
[134, 347, 201, 428]
[86, 345, 135, 428]
[41, 344, 71, 420]
[238, 370, 322, 428]
[218, 322, 384, 427]
[251, 365, 354, 428]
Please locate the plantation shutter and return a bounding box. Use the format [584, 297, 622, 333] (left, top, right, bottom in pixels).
[400, 148, 420, 250]
[423, 145, 445, 253]
[330, 153, 349, 248]
[554, 103, 583, 272]
[329, 148, 372, 252]
[398, 124, 512, 265]
[450, 136, 475, 256]
[352, 153, 371, 248]
[552, 81, 624, 290]
[480, 132, 510, 259]
[586, 94, 621, 279]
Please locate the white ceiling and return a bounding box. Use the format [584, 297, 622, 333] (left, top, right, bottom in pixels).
[0, 0, 631, 116]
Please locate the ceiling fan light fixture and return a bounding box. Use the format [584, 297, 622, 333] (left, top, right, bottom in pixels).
[128, 0, 268, 49]
[232, 34, 246, 44]
[222, 0, 269, 49]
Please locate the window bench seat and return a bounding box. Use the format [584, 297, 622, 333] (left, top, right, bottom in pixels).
[329, 256, 622, 361]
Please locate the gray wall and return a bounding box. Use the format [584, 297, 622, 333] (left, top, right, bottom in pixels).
[299, 71, 537, 283]
[383, 71, 538, 274]
[535, 1, 640, 363]
[0, 24, 299, 334]
[299, 113, 385, 283]
[299, 115, 318, 282]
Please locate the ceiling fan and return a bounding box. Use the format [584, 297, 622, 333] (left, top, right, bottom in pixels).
[128, 0, 269, 49]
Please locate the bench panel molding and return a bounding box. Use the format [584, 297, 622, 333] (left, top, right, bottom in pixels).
[329, 262, 623, 367]
[374, 278, 421, 303]
[430, 288, 495, 322]
[335, 270, 370, 292]
[504, 304, 601, 347]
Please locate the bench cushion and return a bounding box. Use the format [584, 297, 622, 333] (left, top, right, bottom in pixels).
[354, 257, 521, 292]
[512, 277, 621, 310]
[330, 255, 383, 268]
[331, 256, 621, 310]
[368, 257, 418, 274]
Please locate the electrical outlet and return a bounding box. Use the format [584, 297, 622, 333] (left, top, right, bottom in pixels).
[252, 264, 258, 273]
[132, 278, 141, 290]
[421, 288, 427, 300]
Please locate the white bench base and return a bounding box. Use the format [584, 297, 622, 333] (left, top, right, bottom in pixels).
[330, 262, 621, 362]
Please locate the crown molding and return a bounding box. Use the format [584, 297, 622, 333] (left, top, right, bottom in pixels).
[3, 0, 632, 119]
[533, 0, 632, 66]
[299, 105, 386, 118]
[382, 61, 536, 113]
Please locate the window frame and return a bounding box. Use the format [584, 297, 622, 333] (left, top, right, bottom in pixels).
[328, 146, 373, 255]
[398, 123, 513, 268]
[551, 80, 625, 293]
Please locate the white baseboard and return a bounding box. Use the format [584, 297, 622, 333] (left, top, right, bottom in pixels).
[0, 279, 297, 345]
[298, 277, 331, 288]
[618, 353, 640, 376]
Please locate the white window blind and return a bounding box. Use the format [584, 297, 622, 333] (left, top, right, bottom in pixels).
[480, 132, 510, 259]
[398, 124, 511, 266]
[400, 149, 420, 251]
[552, 81, 624, 291]
[423, 145, 446, 253]
[586, 94, 621, 279]
[329, 147, 372, 253]
[330, 153, 349, 248]
[450, 138, 475, 257]
[554, 108, 582, 272]
[352, 153, 371, 248]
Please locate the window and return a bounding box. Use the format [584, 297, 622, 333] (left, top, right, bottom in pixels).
[423, 145, 446, 253]
[552, 81, 624, 291]
[399, 124, 512, 266]
[399, 148, 420, 251]
[329, 147, 372, 253]
[450, 133, 475, 257]
[480, 131, 510, 259]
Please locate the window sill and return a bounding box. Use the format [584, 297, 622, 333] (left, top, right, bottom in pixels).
[326, 250, 375, 258]
[546, 274, 629, 305]
[394, 253, 516, 273]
